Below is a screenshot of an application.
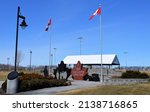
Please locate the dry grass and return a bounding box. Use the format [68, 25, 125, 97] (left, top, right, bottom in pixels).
[140, 70, 150, 76]
[0, 71, 9, 81]
[57, 82, 150, 95]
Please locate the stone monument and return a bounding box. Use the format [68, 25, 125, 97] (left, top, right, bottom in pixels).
[71, 61, 87, 80]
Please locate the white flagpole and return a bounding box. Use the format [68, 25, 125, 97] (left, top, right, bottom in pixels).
[100, 5, 103, 83]
[49, 27, 52, 75]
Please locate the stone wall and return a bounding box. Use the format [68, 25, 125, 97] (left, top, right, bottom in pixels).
[88, 68, 122, 76]
[104, 79, 149, 85]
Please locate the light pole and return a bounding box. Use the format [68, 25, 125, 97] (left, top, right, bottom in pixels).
[7, 57, 10, 70]
[49, 54, 53, 74]
[29, 50, 32, 71]
[124, 52, 128, 69]
[53, 48, 57, 65]
[77, 37, 83, 55]
[7, 57, 10, 65]
[51, 54, 53, 66]
[14, 6, 28, 72]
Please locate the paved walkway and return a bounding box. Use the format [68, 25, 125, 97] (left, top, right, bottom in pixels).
[0, 81, 4, 87]
[0, 81, 5, 94]
[15, 80, 102, 95]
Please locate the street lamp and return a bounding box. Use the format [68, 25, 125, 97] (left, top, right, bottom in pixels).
[77, 37, 83, 55]
[14, 6, 28, 72]
[29, 50, 32, 71]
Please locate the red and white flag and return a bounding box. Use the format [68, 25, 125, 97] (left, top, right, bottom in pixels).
[45, 19, 52, 31]
[89, 6, 101, 20]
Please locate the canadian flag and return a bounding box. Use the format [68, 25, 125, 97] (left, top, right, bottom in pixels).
[45, 19, 52, 31]
[89, 7, 101, 20]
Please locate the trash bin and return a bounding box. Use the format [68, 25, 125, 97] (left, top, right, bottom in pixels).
[7, 71, 18, 94]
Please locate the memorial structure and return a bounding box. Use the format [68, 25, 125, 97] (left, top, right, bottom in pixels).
[71, 61, 88, 80]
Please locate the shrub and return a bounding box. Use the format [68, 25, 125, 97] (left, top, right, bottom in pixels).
[83, 75, 90, 80]
[83, 74, 100, 81]
[19, 73, 53, 80]
[18, 79, 68, 92]
[1, 72, 70, 93]
[92, 74, 100, 81]
[18, 72, 25, 76]
[121, 71, 149, 79]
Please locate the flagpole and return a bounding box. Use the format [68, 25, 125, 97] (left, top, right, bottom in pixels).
[49, 27, 52, 75]
[89, 4, 103, 82]
[100, 5, 103, 83]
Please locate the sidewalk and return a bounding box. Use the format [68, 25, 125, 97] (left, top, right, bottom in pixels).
[0, 81, 4, 87]
[15, 80, 102, 95]
[0, 81, 5, 94]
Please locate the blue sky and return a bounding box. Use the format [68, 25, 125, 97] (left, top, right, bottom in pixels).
[0, 0, 150, 66]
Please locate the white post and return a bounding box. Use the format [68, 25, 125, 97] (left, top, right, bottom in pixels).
[49, 29, 52, 75]
[53, 48, 57, 65]
[100, 7, 103, 83]
[77, 37, 83, 55]
[51, 54, 53, 66]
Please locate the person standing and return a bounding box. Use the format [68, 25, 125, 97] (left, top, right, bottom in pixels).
[43, 66, 49, 77]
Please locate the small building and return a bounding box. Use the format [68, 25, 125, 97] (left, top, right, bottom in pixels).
[63, 54, 120, 68]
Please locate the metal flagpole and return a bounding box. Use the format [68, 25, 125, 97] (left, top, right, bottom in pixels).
[49, 27, 52, 75]
[100, 5, 103, 83]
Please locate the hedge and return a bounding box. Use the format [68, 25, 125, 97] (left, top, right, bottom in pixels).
[121, 71, 149, 79]
[1, 72, 71, 92]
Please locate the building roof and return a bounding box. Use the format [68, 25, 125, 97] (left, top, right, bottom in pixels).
[63, 54, 120, 65]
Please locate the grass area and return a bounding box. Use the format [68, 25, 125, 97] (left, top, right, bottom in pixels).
[57, 82, 150, 95]
[141, 70, 150, 76]
[0, 71, 9, 81]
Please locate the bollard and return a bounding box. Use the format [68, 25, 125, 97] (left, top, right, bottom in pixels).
[7, 71, 18, 94]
